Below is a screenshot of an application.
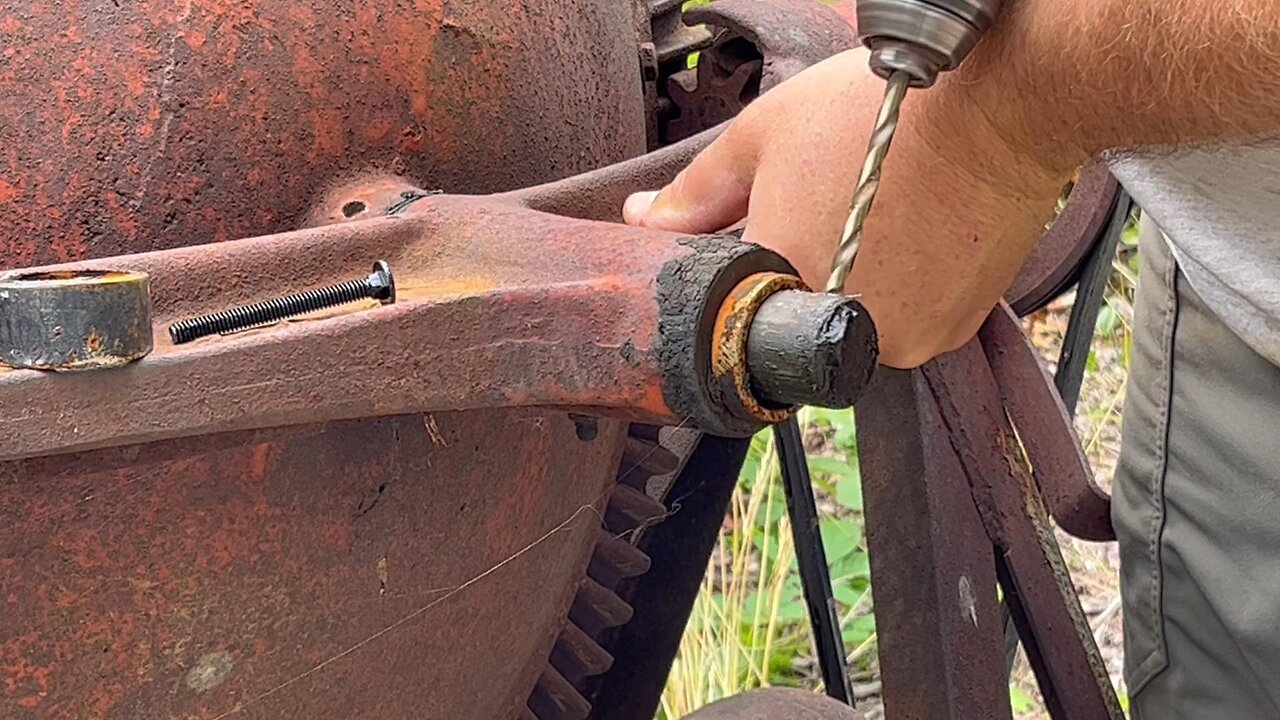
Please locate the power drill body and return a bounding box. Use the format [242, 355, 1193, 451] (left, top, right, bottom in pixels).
[855, 0, 1004, 87]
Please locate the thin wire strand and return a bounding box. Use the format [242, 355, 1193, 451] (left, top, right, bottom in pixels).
[206, 503, 603, 719]
[206, 417, 691, 719]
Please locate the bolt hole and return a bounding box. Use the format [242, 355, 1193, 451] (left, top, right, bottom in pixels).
[341, 200, 367, 218]
[570, 414, 599, 442]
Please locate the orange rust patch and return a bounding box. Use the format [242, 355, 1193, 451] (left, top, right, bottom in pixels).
[3, 269, 144, 285]
[397, 276, 497, 299]
[637, 383, 671, 418]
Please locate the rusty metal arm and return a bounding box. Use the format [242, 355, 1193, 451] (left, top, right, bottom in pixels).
[979, 303, 1114, 541]
[0, 194, 883, 463]
[503, 125, 724, 222]
[0, 197, 787, 462]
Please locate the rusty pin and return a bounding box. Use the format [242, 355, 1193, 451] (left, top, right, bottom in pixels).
[168, 261, 395, 345]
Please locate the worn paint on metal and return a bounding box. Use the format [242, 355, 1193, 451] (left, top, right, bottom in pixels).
[859, 368, 1012, 720]
[0, 269, 153, 370]
[0, 196, 818, 462]
[0, 411, 624, 718]
[979, 303, 1114, 541]
[1008, 165, 1121, 316]
[0, 0, 1129, 716]
[0, 0, 647, 269]
[921, 342, 1125, 719]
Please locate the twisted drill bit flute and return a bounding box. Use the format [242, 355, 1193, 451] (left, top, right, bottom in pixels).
[780, 68, 912, 712]
[825, 70, 911, 292]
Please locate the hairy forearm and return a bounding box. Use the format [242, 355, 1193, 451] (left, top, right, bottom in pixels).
[969, 0, 1280, 167]
[852, 0, 1280, 366]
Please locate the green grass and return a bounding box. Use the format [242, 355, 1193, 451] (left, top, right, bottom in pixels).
[659, 408, 873, 718]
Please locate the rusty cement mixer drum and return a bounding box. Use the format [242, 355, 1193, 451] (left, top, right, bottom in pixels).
[0, 1, 646, 268]
[0, 0, 1126, 718]
[0, 2, 670, 718]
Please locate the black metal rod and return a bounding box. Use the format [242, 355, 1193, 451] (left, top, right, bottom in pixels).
[168, 260, 395, 345]
[1056, 190, 1133, 414]
[774, 416, 854, 706]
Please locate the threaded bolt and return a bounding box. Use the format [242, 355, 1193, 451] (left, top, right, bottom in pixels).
[169, 260, 396, 345]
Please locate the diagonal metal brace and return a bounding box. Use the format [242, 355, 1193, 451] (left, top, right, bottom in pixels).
[921, 340, 1124, 719]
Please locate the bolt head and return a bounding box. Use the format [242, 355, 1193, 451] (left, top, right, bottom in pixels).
[369, 260, 396, 305]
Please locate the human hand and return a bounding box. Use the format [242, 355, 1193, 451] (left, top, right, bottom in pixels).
[624, 49, 1072, 368]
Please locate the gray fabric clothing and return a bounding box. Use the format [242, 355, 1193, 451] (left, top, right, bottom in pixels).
[1113, 219, 1280, 719]
[1109, 141, 1280, 366]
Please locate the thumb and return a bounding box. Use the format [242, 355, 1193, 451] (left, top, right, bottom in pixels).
[623, 123, 761, 233]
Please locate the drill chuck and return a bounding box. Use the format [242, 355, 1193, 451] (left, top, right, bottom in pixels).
[856, 0, 1003, 87]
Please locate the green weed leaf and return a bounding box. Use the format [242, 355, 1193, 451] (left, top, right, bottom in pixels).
[841, 614, 876, 647]
[819, 518, 862, 561]
[1009, 685, 1036, 714]
[835, 472, 863, 511]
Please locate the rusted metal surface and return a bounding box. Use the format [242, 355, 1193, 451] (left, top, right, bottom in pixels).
[660, 0, 859, 143]
[0, 0, 646, 270]
[591, 433, 749, 720]
[1008, 165, 1122, 316]
[860, 369, 1011, 720]
[662, 48, 763, 144]
[510, 0, 861, 220]
[529, 424, 706, 720]
[921, 341, 1124, 719]
[654, 235, 798, 438]
[1, 410, 625, 719]
[0, 0, 1129, 716]
[684, 0, 859, 91]
[0, 199, 811, 461]
[682, 688, 866, 719]
[0, 269, 152, 370]
[860, 298, 1123, 717]
[506, 130, 723, 222]
[979, 303, 1114, 541]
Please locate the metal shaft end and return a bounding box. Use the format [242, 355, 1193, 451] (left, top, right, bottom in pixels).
[745, 290, 879, 409]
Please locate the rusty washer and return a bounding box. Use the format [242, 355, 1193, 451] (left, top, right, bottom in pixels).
[0, 269, 153, 371]
[711, 272, 808, 424]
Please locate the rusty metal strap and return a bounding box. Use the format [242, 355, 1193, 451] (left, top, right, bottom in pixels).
[920, 342, 1124, 719]
[978, 303, 1115, 542]
[383, 189, 442, 216]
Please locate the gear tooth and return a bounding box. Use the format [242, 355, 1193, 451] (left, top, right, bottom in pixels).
[619, 435, 680, 483]
[627, 424, 662, 443]
[726, 58, 763, 95]
[525, 423, 669, 720]
[570, 576, 634, 636]
[550, 619, 615, 684]
[589, 526, 652, 585]
[528, 665, 592, 720]
[605, 483, 668, 534]
[665, 68, 697, 101]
